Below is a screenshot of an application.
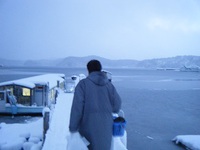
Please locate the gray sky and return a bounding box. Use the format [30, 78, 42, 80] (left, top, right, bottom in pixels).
[0, 0, 200, 60]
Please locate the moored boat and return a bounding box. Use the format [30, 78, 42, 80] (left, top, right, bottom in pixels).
[180, 65, 200, 72]
[0, 74, 65, 115]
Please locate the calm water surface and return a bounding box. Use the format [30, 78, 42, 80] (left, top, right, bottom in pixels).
[0, 67, 200, 150]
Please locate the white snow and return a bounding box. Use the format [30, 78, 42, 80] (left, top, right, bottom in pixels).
[0, 117, 43, 150]
[0, 89, 199, 150]
[0, 73, 65, 89]
[173, 135, 200, 150]
[42, 91, 73, 150]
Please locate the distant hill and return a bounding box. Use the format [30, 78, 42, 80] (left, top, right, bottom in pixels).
[56, 56, 139, 68]
[0, 55, 200, 69]
[135, 56, 200, 69]
[0, 58, 24, 66]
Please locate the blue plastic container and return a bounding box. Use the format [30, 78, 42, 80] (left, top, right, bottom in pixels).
[113, 119, 126, 136]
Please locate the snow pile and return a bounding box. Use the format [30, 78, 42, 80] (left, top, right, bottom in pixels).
[173, 135, 200, 150]
[0, 118, 43, 150]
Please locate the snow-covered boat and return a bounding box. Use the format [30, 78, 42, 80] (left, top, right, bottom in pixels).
[0, 74, 65, 115]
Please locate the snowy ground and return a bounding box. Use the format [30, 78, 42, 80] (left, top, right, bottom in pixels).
[0, 90, 200, 150]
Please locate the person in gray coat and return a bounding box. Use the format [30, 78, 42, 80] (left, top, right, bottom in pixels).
[69, 59, 122, 150]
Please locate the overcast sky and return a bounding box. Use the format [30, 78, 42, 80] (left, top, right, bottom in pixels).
[0, 0, 200, 60]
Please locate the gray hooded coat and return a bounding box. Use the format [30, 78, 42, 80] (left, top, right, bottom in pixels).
[69, 71, 121, 150]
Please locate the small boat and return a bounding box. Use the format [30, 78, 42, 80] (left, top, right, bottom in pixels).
[180, 65, 200, 72]
[0, 74, 65, 115]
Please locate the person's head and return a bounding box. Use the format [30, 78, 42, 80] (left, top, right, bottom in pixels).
[87, 59, 102, 74]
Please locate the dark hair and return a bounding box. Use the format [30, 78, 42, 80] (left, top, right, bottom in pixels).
[87, 60, 102, 74]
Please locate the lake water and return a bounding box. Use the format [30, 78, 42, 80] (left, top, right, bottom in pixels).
[0, 67, 200, 150]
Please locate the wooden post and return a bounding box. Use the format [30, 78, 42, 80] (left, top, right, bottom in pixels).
[57, 80, 60, 88]
[43, 111, 50, 144]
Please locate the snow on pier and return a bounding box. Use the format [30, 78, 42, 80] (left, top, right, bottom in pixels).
[42, 91, 73, 150]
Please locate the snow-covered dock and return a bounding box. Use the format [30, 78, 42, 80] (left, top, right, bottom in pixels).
[42, 91, 73, 150]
